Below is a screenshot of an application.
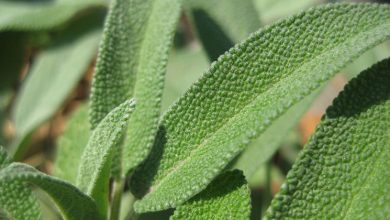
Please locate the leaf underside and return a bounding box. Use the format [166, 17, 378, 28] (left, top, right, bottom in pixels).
[265, 57, 390, 219]
[0, 162, 100, 220]
[171, 170, 251, 220]
[77, 99, 135, 218]
[131, 3, 390, 212]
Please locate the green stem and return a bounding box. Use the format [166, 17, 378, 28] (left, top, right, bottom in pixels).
[110, 179, 125, 220]
[262, 160, 272, 214]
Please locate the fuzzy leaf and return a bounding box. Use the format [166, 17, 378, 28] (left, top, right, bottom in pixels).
[0, 162, 100, 220]
[11, 24, 102, 160]
[172, 170, 251, 220]
[231, 90, 319, 178]
[89, 0, 182, 175]
[265, 57, 390, 219]
[77, 99, 135, 218]
[0, 0, 105, 31]
[186, 0, 261, 61]
[53, 104, 89, 184]
[131, 3, 390, 212]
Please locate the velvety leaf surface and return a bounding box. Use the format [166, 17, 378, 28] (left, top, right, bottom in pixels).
[186, 0, 261, 61]
[11, 25, 101, 159]
[0, 0, 105, 31]
[77, 99, 135, 218]
[0, 162, 100, 220]
[172, 170, 251, 220]
[53, 104, 89, 184]
[231, 91, 319, 178]
[89, 0, 182, 175]
[131, 3, 390, 212]
[265, 58, 390, 219]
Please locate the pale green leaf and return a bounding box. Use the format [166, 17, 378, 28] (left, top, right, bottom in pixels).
[231, 90, 320, 178]
[89, 0, 182, 175]
[0, 0, 105, 31]
[131, 3, 390, 212]
[265, 57, 390, 219]
[77, 99, 135, 218]
[0, 162, 100, 220]
[11, 25, 102, 159]
[53, 104, 89, 184]
[186, 0, 261, 61]
[172, 170, 251, 220]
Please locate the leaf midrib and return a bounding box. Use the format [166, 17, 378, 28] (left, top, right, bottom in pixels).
[147, 20, 390, 194]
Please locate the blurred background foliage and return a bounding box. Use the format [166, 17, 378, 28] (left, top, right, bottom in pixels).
[0, 0, 389, 219]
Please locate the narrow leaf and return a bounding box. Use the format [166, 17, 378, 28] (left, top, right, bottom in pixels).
[89, 0, 182, 175]
[186, 0, 261, 60]
[77, 99, 135, 218]
[0, 0, 105, 31]
[131, 3, 390, 212]
[53, 104, 89, 184]
[266, 57, 390, 219]
[172, 170, 251, 220]
[11, 24, 102, 159]
[0, 162, 100, 220]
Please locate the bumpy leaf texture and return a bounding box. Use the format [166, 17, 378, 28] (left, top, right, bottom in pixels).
[171, 170, 251, 220]
[89, 0, 181, 176]
[0, 0, 105, 31]
[53, 105, 90, 184]
[186, 0, 261, 61]
[265, 57, 390, 219]
[11, 23, 102, 159]
[0, 161, 100, 220]
[77, 99, 135, 218]
[131, 3, 390, 212]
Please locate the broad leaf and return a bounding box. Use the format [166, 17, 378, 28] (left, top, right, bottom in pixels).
[0, 0, 105, 31]
[131, 3, 390, 212]
[53, 104, 89, 184]
[77, 99, 135, 218]
[89, 0, 182, 176]
[0, 162, 100, 220]
[231, 90, 320, 178]
[11, 24, 102, 159]
[172, 170, 251, 220]
[186, 0, 261, 61]
[265, 57, 390, 219]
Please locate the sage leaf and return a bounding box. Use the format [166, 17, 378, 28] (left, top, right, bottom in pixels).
[53, 104, 89, 184]
[131, 3, 390, 212]
[89, 0, 182, 176]
[186, 0, 261, 61]
[172, 170, 251, 220]
[265, 57, 390, 219]
[0, 162, 100, 220]
[11, 24, 102, 159]
[231, 90, 320, 178]
[0, 0, 105, 31]
[77, 99, 135, 218]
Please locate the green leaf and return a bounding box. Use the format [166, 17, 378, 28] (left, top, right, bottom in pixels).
[231, 90, 320, 178]
[0, 146, 10, 169]
[0, 162, 100, 220]
[265, 57, 390, 219]
[186, 0, 261, 61]
[89, 0, 182, 175]
[131, 3, 390, 212]
[0, 0, 105, 32]
[11, 24, 102, 160]
[172, 170, 251, 220]
[77, 99, 135, 218]
[53, 104, 89, 184]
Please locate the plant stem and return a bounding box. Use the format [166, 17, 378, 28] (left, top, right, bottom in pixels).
[262, 160, 272, 214]
[110, 179, 125, 220]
